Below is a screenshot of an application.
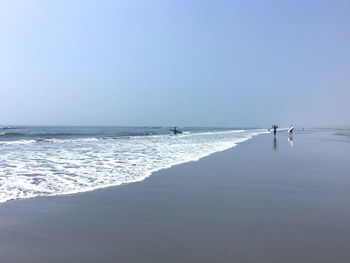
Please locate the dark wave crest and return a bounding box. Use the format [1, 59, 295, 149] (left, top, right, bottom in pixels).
[0, 132, 87, 138]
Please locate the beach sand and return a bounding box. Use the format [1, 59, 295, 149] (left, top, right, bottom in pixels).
[335, 131, 350, 136]
[0, 130, 350, 263]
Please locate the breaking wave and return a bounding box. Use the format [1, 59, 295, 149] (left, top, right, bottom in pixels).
[0, 127, 267, 203]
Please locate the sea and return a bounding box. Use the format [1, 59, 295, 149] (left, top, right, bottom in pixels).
[0, 126, 267, 203]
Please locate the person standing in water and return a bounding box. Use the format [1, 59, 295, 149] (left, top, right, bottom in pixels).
[173, 127, 177, 135]
[272, 125, 278, 135]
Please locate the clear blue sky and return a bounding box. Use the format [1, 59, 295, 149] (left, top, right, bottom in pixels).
[0, 0, 349, 127]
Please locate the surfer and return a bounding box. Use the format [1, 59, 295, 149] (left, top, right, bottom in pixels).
[288, 125, 294, 133]
[171, 127, 182, 134]
[272, 124, 278, 136]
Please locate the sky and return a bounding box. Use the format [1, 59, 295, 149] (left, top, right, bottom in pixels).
[0, 0, 349, 127]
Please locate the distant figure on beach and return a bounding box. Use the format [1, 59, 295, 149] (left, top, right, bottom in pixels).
[272, 125, 278, 135]
[171, 127, 183, 135]
[288, 125, 294, 133]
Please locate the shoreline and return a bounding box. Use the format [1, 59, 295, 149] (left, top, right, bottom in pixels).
[0, 132, 260, 205]
[334, 131, 350, 136]
[1, 130, 350, 262]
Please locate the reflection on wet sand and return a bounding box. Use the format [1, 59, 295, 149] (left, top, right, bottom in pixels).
[288, 134, 294, 147]
[273, 133, 294, 149]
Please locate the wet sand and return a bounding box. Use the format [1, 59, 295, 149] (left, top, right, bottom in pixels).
[1, 130, 350, 263]
[335, 131, 350, 136]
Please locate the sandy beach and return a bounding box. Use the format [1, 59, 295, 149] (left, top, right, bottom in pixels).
[335, 131, 350, 136]
[0, 130, 350, 263]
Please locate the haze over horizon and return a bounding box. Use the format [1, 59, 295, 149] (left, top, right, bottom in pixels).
[1, 0, 349, 127]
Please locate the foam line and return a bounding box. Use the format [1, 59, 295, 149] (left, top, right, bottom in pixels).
[0, 129, 265, 203]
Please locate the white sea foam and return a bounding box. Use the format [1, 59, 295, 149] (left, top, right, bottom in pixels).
[0, 129, 265, 203]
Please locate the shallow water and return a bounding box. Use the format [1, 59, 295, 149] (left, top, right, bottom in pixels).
[0, 126, 267, 203]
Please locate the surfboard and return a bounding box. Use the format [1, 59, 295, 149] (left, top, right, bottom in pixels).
[169, 128, 183, 134]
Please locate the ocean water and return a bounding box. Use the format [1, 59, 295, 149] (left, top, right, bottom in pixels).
[0, 126, 267, 203]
